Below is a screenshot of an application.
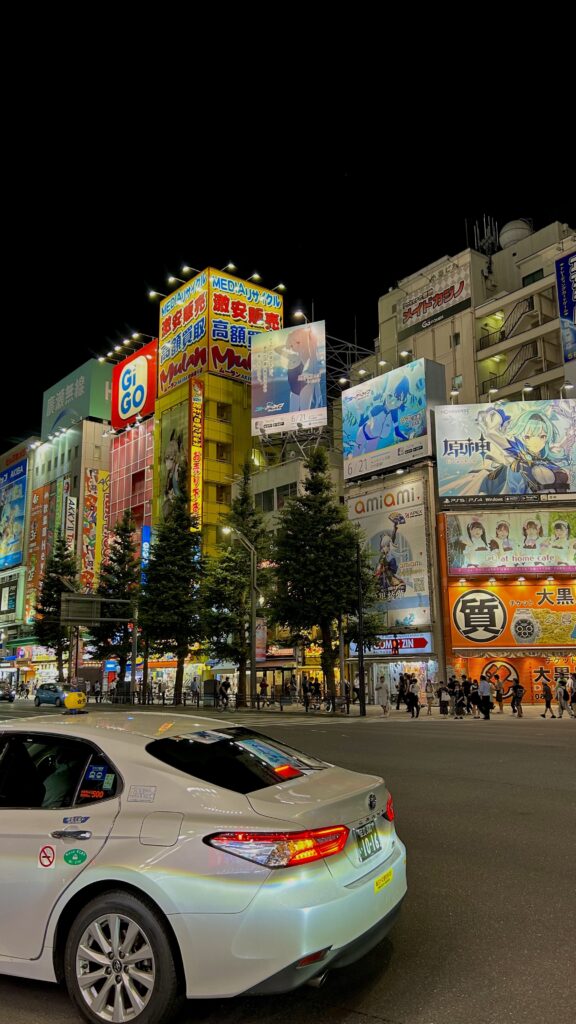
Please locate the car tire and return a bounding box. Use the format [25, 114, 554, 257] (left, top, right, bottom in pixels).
[34, 697, 40, 707]
[55, 697, 61, 707]
[64, 890, 181, 1024]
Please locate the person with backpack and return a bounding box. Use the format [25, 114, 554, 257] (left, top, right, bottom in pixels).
[540, 680, 556, 718]
[512, 680, 525, 718]
[555, 676, 574, 718]
[570, 674, 576, 716]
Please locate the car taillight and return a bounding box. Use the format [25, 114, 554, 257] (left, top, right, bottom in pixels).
[384, 794, 395, 821]
[205, 825, 350, 868]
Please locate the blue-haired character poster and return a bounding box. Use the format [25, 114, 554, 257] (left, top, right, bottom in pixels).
[436, 400, 576, 506]
[342, 359, 443, 480]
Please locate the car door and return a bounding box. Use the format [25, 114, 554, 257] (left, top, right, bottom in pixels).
[0, 732, 121, 960]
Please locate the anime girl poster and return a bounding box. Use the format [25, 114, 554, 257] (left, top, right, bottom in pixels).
[436, 399, 576, 505]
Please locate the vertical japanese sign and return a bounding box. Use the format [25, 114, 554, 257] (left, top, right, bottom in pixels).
[96, 471, 110, 574]
[25, 485, 50, 622]
[208, 269, 283, 383]
[555, 251, 576, 371]
[189, 379, 203, 530]
[140, 525, 151, 586]
[158, 273, 209, 396]
[64, 495, 77, 551]
[0, 458, 27, 570]
[81, 470, 98, 588]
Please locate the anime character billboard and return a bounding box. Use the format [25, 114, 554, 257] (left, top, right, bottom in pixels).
[445, 510, 576, 575]
[347, 472, 431, 629]
[343, 359, 446, 480]
[251, 321, 327, 435]
[436, 400, 576, 506]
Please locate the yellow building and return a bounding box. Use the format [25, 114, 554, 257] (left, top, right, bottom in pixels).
[153, 268, 283, 554]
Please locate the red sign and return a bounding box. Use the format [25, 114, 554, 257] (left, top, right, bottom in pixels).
[111, 339, 158, 430]
[352, 633, 433, 656]
[39, 845, 55, 868]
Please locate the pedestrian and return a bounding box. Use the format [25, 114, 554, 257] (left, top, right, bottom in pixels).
[570, 674, 576, 716]
[259, 678, 269, 705]
[94, 683, 101, 704]
[353, 673, 361, 704]
[425, 678, 435, 716]
[218, 678, 230, 710]
[512, 680, 525, 718]
[478, 675, 491, 720]
[438, 682, 449, 716]
[448, 677, 456, 717]
[462, 675, 472, 715]
[555, 675, 574, 718]
[396, 674, 406, 711]
[470, 679, 481, 719]
[454, 681, 466, 719]
[540, 680, 555, 718]
[375, 674, 391, 716]
[302, 678, 310, 712]
[494, 675, 504, 714]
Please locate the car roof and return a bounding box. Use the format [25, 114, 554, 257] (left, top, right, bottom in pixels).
[0, 711, 238, 750]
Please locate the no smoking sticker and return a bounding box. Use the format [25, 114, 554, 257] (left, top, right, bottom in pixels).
[39, 845, 56, 869]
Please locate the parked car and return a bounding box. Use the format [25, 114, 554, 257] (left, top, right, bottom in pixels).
[0, 682, 16, 703]
[0, 712, 407, 1024]
[33, 683, 71, 707]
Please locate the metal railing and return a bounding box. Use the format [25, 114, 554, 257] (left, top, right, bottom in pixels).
[478, 296, 535, 351]
[480, 341, 539, 393]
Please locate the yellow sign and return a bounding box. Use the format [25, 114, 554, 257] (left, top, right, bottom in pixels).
[374, 868, 394, 893]
[159, 272, 209, 397]
[189, 379, 203, 530]
[64, 691, 87, 711]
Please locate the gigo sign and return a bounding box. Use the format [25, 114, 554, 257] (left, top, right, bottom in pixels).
[111, 340, 158, 430]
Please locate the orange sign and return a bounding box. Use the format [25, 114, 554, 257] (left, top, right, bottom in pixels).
[449, 580, 576, 650]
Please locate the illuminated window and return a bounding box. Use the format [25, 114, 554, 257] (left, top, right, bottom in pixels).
[216, 442, 231, 462]
[216, 403, 232, 423]
[216, 484, 231, 505]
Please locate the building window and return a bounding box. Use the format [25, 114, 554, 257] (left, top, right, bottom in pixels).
[74, 446, 79, 458]
[522, 268, 544, 287]
[216, 402, 232, 423]
[60, 452, 65, 465]
[94, 445, 101, 462]
[216, 442, 231, 462]
[452, 374, 463, 390]
[276, 482, 297, 509]
[68, 450, 71, 462]
[450, 332, 461, 348]
[73, 476, 78, 488]
[132, 470, 145, 494]
[216, 484, 231, 505]
[47, 460, 51, 472]
[255, 488, 275, 513]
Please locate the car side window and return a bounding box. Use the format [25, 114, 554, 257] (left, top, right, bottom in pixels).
[75, 752, 120, 804]
[0, 736, 91, 809]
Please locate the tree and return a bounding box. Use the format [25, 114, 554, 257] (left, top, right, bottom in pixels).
[270, 448, 376, 701]
[34, 531, 79, 682]
[89, 510, 139, 695]
[201, 461, 268, 707]
[139, 467, 202, 705]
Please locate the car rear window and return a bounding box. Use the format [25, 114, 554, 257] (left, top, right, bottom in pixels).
[146, 727, 327, 794]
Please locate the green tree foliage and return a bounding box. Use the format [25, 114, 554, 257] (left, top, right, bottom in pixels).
[270, 448, 375, 698]
[34, 531, 78, 682]
[201, 461, 268, 707]
[139, 468, 202, 705]
[89, 510, 139, 694]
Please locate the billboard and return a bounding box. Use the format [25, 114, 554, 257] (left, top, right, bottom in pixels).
[343, 358, 446, 480]
[159, 400, 188, 522]
[42, 360, 112, 440]
[24, 485, 50, 622]
[445, 510, 576, 576]
[436, 400, 576, 506]
[80, 470, 110, 589]
[349, 633, 433, 656]
[251, 321, 327, 435]
[347, 472, 431, 629]
[0, 458, 27, 570]
[555, 251, 576, 371]
[397, 260, 472, 343]
[449, 581, 576, 650]
[0, 569, 25, 625]
[112, 339, 158, 430]
[158, 269, 284, 396]
[189, 379, 203, 529]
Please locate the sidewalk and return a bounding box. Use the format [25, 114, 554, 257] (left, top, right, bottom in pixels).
[227, 701, 569, 720]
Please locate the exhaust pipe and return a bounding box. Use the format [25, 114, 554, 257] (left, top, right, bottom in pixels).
[307, 971, 329, 988]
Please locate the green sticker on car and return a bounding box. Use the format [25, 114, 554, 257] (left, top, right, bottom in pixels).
[64, 848, 88, 866]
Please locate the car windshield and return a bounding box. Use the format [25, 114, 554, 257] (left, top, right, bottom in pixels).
[146, 727, 327, 794]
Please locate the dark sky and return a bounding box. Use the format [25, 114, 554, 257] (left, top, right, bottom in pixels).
[3, 131, 572, 453]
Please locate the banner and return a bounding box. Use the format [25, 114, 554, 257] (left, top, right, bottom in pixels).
[555, 251, 576, 367]
[80, 470, 109, 589]
[349, 633, 433, 656]
[0, 458, 27, 570]
[158, 273, 208, 397]
[251, 321, 327, 435]
[343, 359, 445, 480]
[445, 510, 576, 576]
[209, 270, 283, 384]
[347, 472, 431, 629]
[25, 485, 50, 622]
[436, 400, 576, 506]
[449, 581, 576, 649]
[159, 400, 189, 522]
[189, 379, 203, 529]
[64, 495, 77, 551]
[397, 260, 472, 343]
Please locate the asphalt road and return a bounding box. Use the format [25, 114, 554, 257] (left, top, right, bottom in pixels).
[1, 706, 574, 1024]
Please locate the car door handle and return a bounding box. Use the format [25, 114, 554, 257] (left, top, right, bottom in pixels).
[50, 830, 92, 840]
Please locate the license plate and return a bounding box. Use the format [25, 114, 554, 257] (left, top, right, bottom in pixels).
[355, 819, 381, 862]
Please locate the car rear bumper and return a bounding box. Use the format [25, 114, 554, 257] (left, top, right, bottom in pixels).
[170, 837, 407, 999]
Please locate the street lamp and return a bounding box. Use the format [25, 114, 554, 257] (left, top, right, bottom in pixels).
[521, 386, 534, 401]
[222, 526, 258, 705]
[181, 265, 202, 276]
[450, 390, 460, 404]
[246, 272, 262, 282]
[486, 387, 499, 402]
[292, 309, 309, 323]
[560, 383, 574, 399]
[167, 275, 186, 285]
[148, 290, 167, 299]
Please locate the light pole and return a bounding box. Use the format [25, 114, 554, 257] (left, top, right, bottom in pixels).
[521, 386, 534, 401]
[560, 383, 574, 399]
[223, 527, 258, 705]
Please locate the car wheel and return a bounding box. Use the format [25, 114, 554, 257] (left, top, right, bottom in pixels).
[55, 697, 61, 707]
[34, 697, 40, 707]
[64, 890, 181, 1024]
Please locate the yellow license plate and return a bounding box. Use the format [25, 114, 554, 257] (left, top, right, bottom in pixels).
[374, 868, 393, 893]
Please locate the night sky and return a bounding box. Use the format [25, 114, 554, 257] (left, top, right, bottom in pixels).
[3, 142, 571, 453]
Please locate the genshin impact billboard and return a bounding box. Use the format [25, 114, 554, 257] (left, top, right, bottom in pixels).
[436, 400, 576, 506]
[343, 358, 446, 480]
[251, 321, 327, 435]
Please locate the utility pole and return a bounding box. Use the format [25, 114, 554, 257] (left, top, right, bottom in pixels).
[356, 540, 366, 717]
